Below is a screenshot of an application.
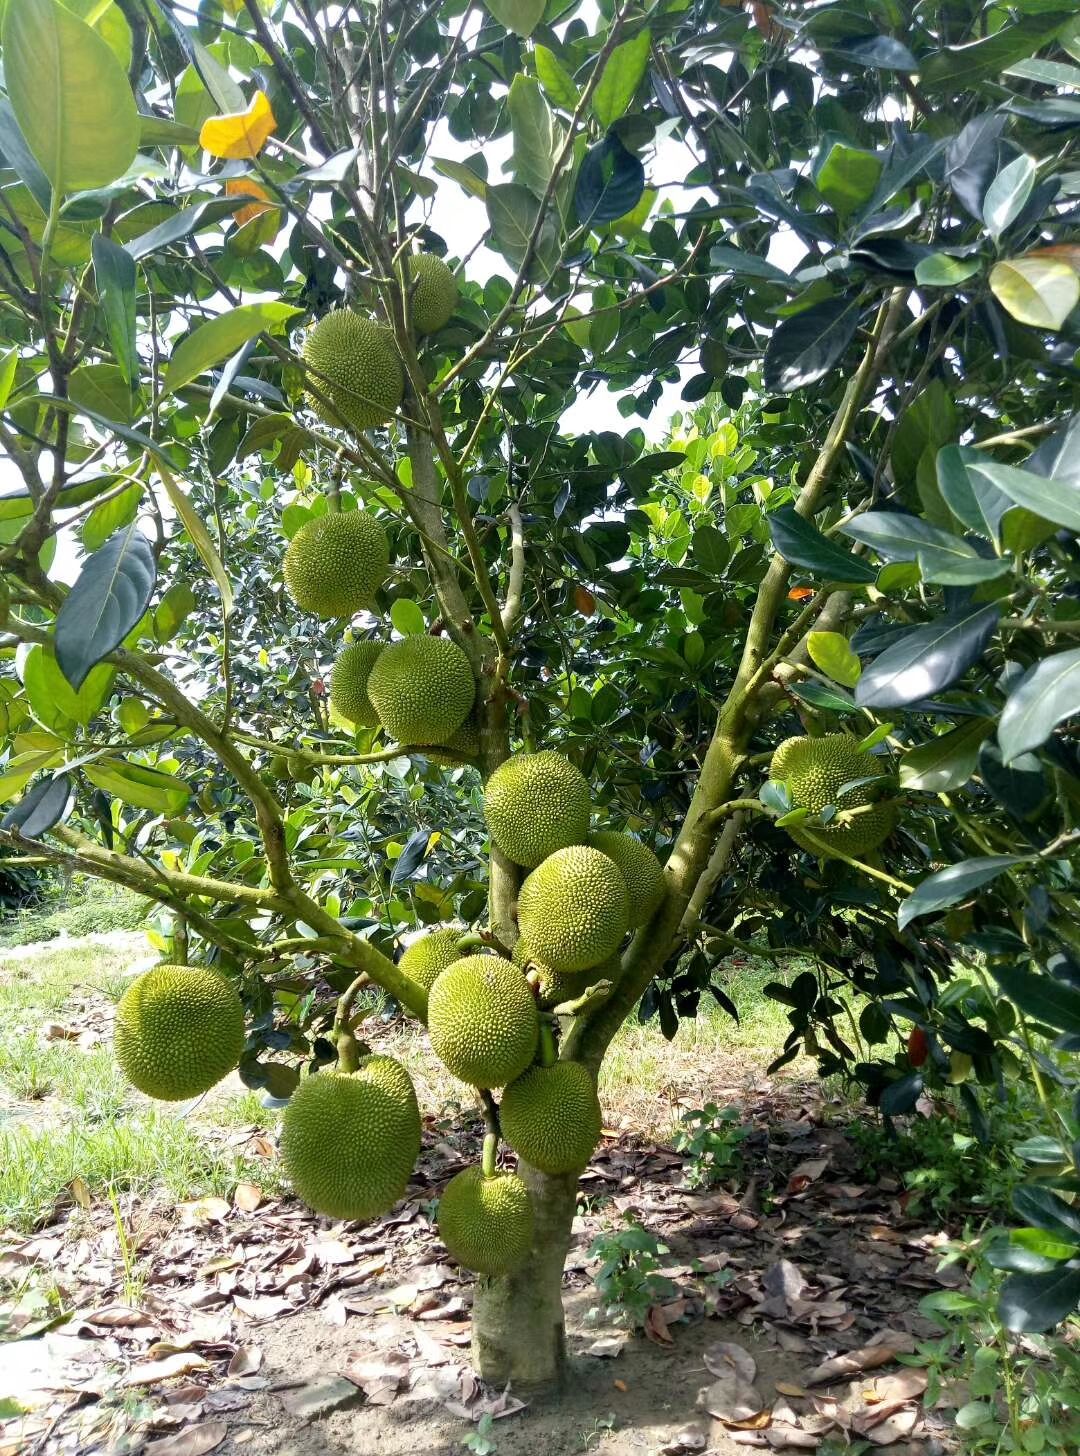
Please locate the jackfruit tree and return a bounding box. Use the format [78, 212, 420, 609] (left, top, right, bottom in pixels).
[2, 0, 1080, 1390]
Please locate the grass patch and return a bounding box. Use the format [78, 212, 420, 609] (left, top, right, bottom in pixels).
[0, 879, 149, 950]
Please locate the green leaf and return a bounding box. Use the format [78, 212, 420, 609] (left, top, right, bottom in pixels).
[842, 509, 966, 561]
[968, 457, 1080, 534]
[937, 445, 1012, 543]
[593, 29, 652, 130]
[855, 606, 1001, 708]
[82, 481, 141, 552]
[535, 44, 579, 109]
[708, 245, 792, 284]
[390, 599, 426, 636]
[153, 581, 196, 642]
[983, 154, 1037, 242]
[573, 134, 645, 227]
[508, 74, 555, 200]
[0, 750, 64, 805]
[1005, 57, 1080, 87]
[164, 302, 301, 393]
[768, 506, 877, 584]
[762, 295, 861, 394]
[899, 718, 994, 792]
[487, 182, 556, 270]
[68, 362, 140, 425]
[917, 544, 1011, 586]
[806, 631, 861, 687]
[898, 855, 1025, 930]
[921, 16, 1075, 91]
[156, 461, 234, 618]
[990, 257, 1080, 332]
[998, 647, 1080, 763]
[0, 348, 18, 409]
[482, 0, 544, 38]
[991, 963, 1080, 1037]
[22, 644, 115, 729]
[1013, 1136, 1069, 1166]
[913, 252, 981, 288]
[880, 1071, 923, 1115]
[92, 233, 137, 387]
[812, 136, 883, 216]
[138, 113, 201, 148]
[432, 157, 488, 200]
[1, 772, 73, 838]
[1013, 1185, 1080, 1244]
[54, 521, 156, 690]
[3, 0, 138, 193]
[83, 756, 191, 813]
[1000, 1266, 1080, 1333]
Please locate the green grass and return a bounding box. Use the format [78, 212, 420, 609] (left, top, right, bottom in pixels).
[0, 879, 149, 949]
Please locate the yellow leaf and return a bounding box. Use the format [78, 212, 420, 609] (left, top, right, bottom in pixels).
[989, 256, 1080, 332]
[200, 91, 276, 160]
[225, 176, 277, 226]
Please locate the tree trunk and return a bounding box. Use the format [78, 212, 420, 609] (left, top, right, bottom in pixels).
[470, 1164, 578, 1391]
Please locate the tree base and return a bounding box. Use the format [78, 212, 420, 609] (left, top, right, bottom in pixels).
[470, 1165, 578, 1392]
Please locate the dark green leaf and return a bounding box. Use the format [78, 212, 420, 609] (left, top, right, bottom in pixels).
[991, 963, 1080, 1037]
[937, 445, 1011, 542]
[574, 134, 646, 227]
[899, 718, 994, 792]
[998, 648, 1080, 763]
[842, 510, 964, 560]
[880, 1071, 923, 1115]
[91, 234, 138, 388]
[1013, 1185, 1080, 1243]
[768, 506, 877, 583]
[999, 1266, 1080, 1333]
[1, 772, 74, 838]
[762, 295, 861, 393]
[855, 606, 1001, 708]
[834, 35, 919, 71]
[54, 522, 156, 690]
[898, 856, 1025, 930]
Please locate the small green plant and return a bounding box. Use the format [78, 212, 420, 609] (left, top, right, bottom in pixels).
[106, 1185, 145, 1305]
[908, 1234, 1080, 1453]
[672, 1103, 749, 1188]
[580, 1413, 617, 1450]
[461, 1413, 498, 1455]
[587, 1216, 676, 1328]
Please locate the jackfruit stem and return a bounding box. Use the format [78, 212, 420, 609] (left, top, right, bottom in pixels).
[334, 1025, 369, 1073]
[482, 1132, 499, 1179]
[538, 1022, 557, 1068]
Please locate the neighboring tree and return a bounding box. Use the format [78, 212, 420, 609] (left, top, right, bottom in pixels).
[2, 0, 1080, 1388]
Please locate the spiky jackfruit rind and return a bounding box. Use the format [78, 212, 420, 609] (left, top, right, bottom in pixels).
[406, 254, 459, 335]
[115, 964, 244, 1101]
[517, 844, 629, 973]
[329, 640, 383, 728]
[283, 511, 390, 619]
[500, 1061, 602, 1175]
[437, 1166, 533, 1275]
[280, 1057, 421, 1221]
[483, 751, 591, 868]
[302, 311, 404, 432]
[427, 954, 539, 1088]
[588, 831, 665, 928]
[419, 714, 481, 766]
[399, 926, 466, 992]
[770, 734, 896, 858]
[367, 634, 475, 746]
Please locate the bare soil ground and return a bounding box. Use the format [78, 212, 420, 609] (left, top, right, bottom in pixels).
[0, 940, 959, 1456]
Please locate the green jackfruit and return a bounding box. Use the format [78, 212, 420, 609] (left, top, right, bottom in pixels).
[406, 254, 459, 335]
[517, 845, 628, 973]
[589, 831, 665, 928]
[437, 1166, 533, 1275]
[500, 1061, 602, 1175]
[330, 640, 383, 727]
[367, 634, 475, 745]
[427, 955, 539, 1088]
[302, 310, 403, 432]
[400, 926, 465, 992]
[484, 751, 590, 868]
[281, 1057, 421, 1221]
[770, 733, 896, 858]
[283, 511, 390, 619]
[420, 714, 480, 766]
[115, 964, 244, 1101]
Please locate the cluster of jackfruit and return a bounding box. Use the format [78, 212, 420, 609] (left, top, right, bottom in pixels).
[770, 734, 895, 859]
[301, 253, 458, 438]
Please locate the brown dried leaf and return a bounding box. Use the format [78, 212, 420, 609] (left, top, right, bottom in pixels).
[863, 1407, 918, 1445]
[586, 1334, 630, 1359]
[227, 1345, 263, 1377]
[179, 1197, 231, 1227]
[233, 1183, 263, 1213]
[804, 1332, 915, 1386]
[123, 1352, 210, 1388]
[786, 1159, 829, 1195]
[145, 1423, 228, 1456]
[644, 1304, 675, 1346]
[342, 1350, 408, 1406]
[69, 1176, 92, 1211]
[232, 1293, 293, 1321]
[705, 1343, 758, 1385]
[764, 1424, 819, 1450]
[702, 1369, 768, 1425]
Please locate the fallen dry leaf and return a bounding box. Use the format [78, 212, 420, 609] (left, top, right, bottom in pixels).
[701, 1368, 768, 1426]
[227, 1345, 263, 1377]
[786, 1158, 829, 1195]
[644, 1304, 675, 1346]
[764, 1424, 819, 1450]
[659, 1425, 707, 1455]
[343, 1350, 408, 1406]
[864, 1407, 919, 1445]
[122, 1352, 210, 1387]
[613, 1378, 628, 1393]
[180, 1197, 231, 1227]
[232, 1293, 293, 1321]
[586, 1334, 630, 1359]
[145, 1424, 228, 1456]
[233, 1183, 263, 1212]
[804, 1331, 916, 1385]
[705, 1342, 757, 1385]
